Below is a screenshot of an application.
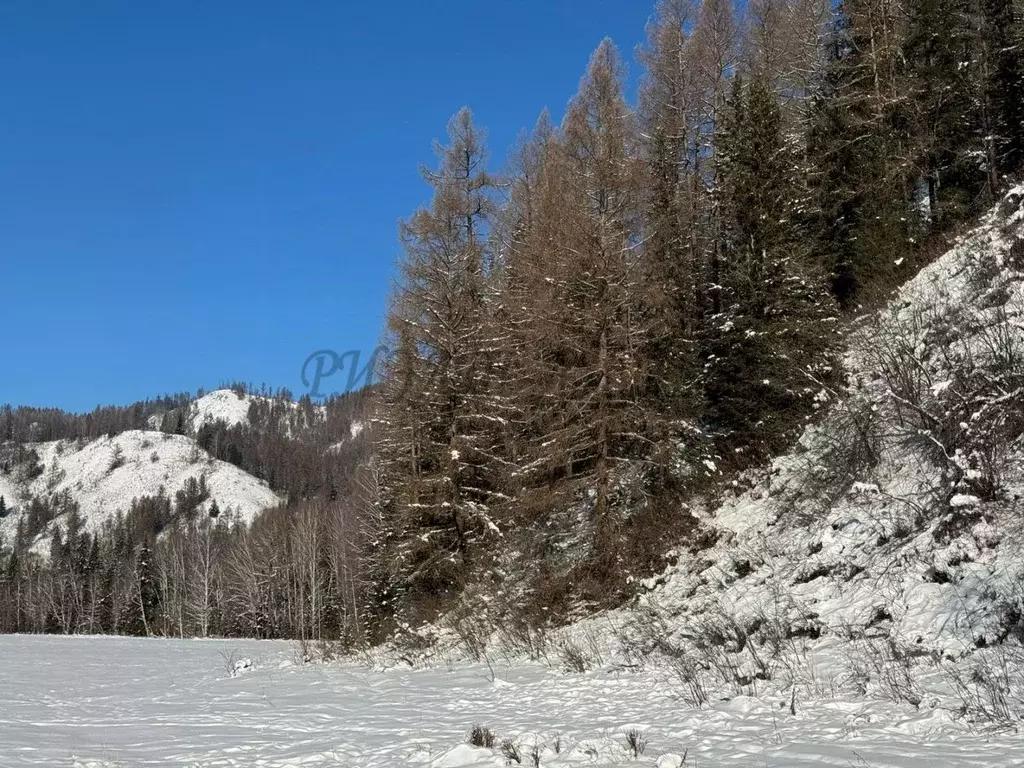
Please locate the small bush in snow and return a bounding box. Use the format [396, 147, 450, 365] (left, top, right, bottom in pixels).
[528, 744, 541, 767]
[468, 724, 496, 749]
[496, 615, 550, 661]
[500, 739, 522, 764]
[948, 646, 1024, 726]
[624, 728, 648, 758]
[557, 638, 594, 673]
[218, 649, 252, 678]
[448, 613, 491, 662]
[851, 637, 926, 708]
[792, 394, 883, 518]
[669, 653, 710, 708]
[293, 636, 314, 665]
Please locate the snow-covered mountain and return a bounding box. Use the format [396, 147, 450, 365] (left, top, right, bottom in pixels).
[0, 428, 282, 544]
[144, 387, 326, 437]
[186, 389, 257, 432]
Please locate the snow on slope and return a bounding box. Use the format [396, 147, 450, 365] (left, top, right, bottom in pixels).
[0, 429, 281, 542]
[185, 388, 326, 436]
[577, 186, 1024, 697]
[186, 388, 257, 432]
[0, 471, 21, 516]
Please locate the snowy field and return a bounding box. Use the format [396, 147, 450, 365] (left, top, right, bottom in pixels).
[2, 636, 1024, 767]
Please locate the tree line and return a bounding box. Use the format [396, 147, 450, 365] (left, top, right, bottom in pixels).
[0, 388, 373, 637]
[0, 485, 374, 639]
[366, 0, 1024, 634]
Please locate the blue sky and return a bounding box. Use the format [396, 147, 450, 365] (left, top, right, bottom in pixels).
[0, 0, 648, 412]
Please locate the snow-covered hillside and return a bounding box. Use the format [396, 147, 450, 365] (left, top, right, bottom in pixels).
[0, 429, 281, 543]
[179, 387, 325, 436]
[145, 389, 262, 433]
[186, 388, 260, 432]
[622, 186, 1024, 655]
[378, 186, 1024, 760]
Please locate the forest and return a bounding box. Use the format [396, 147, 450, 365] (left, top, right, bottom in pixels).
[1, 0, 1022, 643]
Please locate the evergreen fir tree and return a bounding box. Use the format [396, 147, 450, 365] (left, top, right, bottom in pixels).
[707, 76, 839, 463]
[637, 0, 711, 482]
[981, 0, 1024, 179]
[806, 2, 914, 307]
[903, 0, 986, 220]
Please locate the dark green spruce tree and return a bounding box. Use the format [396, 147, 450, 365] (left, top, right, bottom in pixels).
[705, 76, 839, 465]
[807, 0, 914, 308]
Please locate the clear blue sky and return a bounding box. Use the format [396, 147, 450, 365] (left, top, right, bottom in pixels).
[0, 0, 649, 412]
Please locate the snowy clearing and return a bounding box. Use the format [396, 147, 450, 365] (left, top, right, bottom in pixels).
[2, 636, 1023, 767]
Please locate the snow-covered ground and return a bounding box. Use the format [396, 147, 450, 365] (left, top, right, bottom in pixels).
[2, 635, 1022, 768]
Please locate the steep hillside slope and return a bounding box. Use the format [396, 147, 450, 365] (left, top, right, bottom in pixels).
[0, 429, 281, 542]
[578, 186, 1024, 714]
[396, 188, 1024, 744]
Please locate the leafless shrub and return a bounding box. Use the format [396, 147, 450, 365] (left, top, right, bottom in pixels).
[501, 739, 522, 764]
[624, 728, 648, 758]
[792, 393, 884, 518]
[218, 648, 241, 677]
[851, 637, 926, 707]
[667, 651, 710, 707]
[496, 614, 549, 661]
[947, 646, 1024, 727]
[468, 724, 496, 749]
[449, 613, 491, 662]
[861, 291, 1024, 506]
[558, 639, 593, 673]
[557, 626, 605, 673]
[293, 636, 313, 665]
[315, 637, 345, 662]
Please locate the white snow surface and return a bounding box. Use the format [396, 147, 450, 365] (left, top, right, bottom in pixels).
[186, 389, 325, 437]
[186, 389, 259, 432]
[2, 635, 1023, 767]
[0, 471, 20, 513]
[0, 430, 281, 541]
